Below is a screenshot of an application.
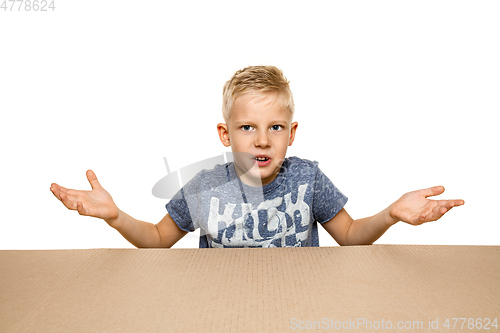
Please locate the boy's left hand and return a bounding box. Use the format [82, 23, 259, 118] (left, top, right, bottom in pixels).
[389, 186, 464, 225]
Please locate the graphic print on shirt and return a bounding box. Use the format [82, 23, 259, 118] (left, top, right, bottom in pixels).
[206, 184, 310, 247]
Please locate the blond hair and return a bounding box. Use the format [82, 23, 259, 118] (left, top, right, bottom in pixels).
[222, 65, 295, 122]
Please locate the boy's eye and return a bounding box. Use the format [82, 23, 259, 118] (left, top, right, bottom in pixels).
[241, 125, 253, 131]
[271, 125, 283, 131]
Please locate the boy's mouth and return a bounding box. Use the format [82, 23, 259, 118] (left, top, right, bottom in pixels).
[253, 155, 271, 166]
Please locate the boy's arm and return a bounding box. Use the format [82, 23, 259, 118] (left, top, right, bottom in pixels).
[51, 170, 187, 248]
[105, 211, 187, 248]
[321, 186, 464, 246]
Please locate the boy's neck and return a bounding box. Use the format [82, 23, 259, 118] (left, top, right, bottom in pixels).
[234, 168, 265, 187]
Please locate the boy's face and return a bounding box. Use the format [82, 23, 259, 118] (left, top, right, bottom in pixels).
[217, 92, 298, 187]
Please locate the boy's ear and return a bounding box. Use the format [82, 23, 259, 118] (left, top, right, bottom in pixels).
[288, 121, 298, 146]
[217, 123, 231, 147]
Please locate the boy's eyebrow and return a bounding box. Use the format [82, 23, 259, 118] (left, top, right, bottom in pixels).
[233, 119, 290, 125]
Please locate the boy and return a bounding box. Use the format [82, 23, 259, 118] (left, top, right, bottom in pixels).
[50, 65, 464, 248]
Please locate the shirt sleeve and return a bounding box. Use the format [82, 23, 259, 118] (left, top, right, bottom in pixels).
[166, 165, 218, 232]
[312, 166, 348, 224]
[166, 187, 196, 232]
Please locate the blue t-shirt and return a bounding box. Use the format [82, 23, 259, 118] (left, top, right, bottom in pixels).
[166, 156, 348, 248]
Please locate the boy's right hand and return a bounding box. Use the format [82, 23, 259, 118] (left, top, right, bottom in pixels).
[50, 170, 120, 225]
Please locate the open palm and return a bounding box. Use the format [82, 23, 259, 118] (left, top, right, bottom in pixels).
[50, 170, 119, 222]
[391, 186, 464, 225]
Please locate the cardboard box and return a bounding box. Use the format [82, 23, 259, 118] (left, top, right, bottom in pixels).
[1, 245, 499, 332]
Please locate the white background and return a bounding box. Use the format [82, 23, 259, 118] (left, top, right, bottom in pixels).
[1, 1, 498, 249]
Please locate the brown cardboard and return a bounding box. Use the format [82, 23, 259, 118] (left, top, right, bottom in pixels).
[1, 245, 499, 332]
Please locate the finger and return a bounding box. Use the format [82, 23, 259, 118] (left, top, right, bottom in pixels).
[76, 202, 89, 216]
[51, 183, 69, 200]
[416, 210, 439, 224]
[449, 200, 465, 208]
[50, 183, 62, 201]
[420, 186, 445, 198]
[416, 214, 426, 224]
[417, 199, 463, 224]
[86, 170, 102, 190]
[59, 191, 77, 210]
[417, 210, 435, 224]
[439, 199, 464, 209]
[430, 203, 457, 221]
[432, 205, 450, 220]
[417, 205, 445, 223]
[66, 189, 82, 198]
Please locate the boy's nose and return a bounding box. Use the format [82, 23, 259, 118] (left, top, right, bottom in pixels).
[254, 130, 270, 148]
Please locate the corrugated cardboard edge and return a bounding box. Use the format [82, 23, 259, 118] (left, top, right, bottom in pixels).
[1, 245, 499, 332]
